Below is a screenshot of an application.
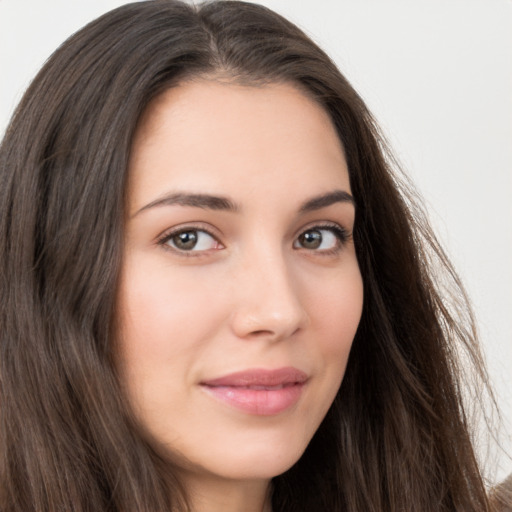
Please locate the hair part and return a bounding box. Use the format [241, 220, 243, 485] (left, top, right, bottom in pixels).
[0, 1, 496, 510]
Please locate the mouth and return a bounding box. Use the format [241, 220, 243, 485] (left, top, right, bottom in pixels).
[200, 367, 308, 416]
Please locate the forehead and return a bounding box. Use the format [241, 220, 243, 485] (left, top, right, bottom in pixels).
[128, 80, 350, 211]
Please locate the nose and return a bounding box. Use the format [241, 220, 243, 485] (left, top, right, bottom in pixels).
[229, 249, 309, 342]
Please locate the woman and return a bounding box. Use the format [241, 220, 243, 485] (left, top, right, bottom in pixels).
[0, 1, 499, 511]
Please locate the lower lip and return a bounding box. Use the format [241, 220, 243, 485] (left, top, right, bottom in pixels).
[201, 383, 305, 416]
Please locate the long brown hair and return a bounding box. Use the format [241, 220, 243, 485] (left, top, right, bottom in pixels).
[0, 1, 495, 510]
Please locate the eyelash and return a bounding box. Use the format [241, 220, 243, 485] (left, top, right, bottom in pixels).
[296, 223, 350, 255]
[156, 223, 221, 257]
[156, 222, 351, 257]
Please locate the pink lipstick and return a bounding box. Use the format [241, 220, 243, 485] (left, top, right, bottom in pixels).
[200, 367, 307, 416]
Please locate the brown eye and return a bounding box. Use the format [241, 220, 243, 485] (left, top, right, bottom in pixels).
[171, 231, 198, 250]
[163, 229, 220, 252]
[298, 230, 323, 249]
[294, 226, 346, 252]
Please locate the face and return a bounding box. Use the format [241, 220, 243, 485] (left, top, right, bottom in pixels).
[117, 80, 363, 487]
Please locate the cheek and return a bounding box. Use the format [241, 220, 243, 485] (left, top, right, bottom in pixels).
[298, 262, 363, 393]
[115, 256, 225, 405]
[115, 257, 230, 438]
[308, 265, 363, 400]
[118, 257, 219, 348]
[309, 265, 364, 352]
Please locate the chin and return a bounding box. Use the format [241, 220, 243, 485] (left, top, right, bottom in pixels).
[155, 426, 313, 483]
[216, 446, 306, 481]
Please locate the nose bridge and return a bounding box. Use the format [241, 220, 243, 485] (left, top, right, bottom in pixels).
[230, 237, 307, 340]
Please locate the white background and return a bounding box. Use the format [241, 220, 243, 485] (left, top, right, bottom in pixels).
[1, 0, 511, 481]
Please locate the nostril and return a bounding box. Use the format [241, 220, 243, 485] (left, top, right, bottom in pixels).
[249, 329, 274, 337]
[247, 326, 301, 340]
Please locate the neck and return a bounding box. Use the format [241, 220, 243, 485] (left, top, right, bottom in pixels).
[180, 472, 272, 512]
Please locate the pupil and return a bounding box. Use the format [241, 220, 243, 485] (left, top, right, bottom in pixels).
[301, 230, 322, 249]
[174, 231, 198, 250]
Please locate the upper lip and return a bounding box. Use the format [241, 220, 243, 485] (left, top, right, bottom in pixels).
[201, 367, 308, 388]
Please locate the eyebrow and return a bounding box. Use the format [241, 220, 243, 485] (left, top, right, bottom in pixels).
[133, 192, 239, 217]
[298, 190, 355, 212]
[133, 189, 354, 217]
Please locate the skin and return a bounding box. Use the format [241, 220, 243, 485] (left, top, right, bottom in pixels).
[117, 79, 364, 512]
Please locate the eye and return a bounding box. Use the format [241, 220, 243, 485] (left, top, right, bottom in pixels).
[294, 225, 348, 252]
[159, 228, 222, 253]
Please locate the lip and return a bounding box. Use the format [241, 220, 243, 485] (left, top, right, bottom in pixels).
[200, 367, 308, 416]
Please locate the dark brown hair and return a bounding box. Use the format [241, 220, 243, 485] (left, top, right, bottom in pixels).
[0, 1, 496, 510]
[490, 474, 512, 512]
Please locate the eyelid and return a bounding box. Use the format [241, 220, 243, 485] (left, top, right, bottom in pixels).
[154, 220, 352, 257]
[296, 220, 351, 238]
[294, 221, 351, 252]
[156, 222, 224, 256]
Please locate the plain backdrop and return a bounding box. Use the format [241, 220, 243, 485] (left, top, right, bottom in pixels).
[1, 0, 511, 481]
